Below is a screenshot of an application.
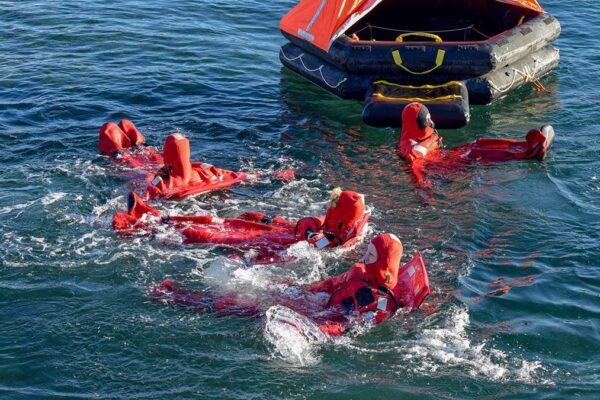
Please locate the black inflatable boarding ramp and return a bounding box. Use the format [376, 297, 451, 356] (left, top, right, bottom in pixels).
[362, 80, 470, 129]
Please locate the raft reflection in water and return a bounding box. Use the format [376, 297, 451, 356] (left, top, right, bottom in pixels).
[152, 233, 430, 337]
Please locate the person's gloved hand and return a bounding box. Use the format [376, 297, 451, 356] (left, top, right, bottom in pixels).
[295, 217, 321, 240]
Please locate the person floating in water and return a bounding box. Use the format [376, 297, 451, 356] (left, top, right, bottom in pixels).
[153, 233, 430, 336]
[98, 120, 293, 199]
[143, 132, 250, 200]
[397, 102, 555, 188]
[98, 119, 163, 173]
[113, 188, 370, 263]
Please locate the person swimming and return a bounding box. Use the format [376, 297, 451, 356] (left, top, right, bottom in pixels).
[98, 119, 293, 199]
[152, 233, 430, 336]
[397, 102, 555, 188]
[113, 188, 370, 262]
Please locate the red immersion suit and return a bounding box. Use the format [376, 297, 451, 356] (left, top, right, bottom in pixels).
[99, 120, 283, 199]
[397, 102, 555, 187]
[304, 233, 430, 334]
[113, 189, 370, 261]
[98, 120, 163, 172]
[144, 133, 249, 200]
[152, 233, 430, 337]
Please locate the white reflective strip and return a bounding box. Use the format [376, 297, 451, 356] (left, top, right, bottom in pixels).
[172, 133, 184, 140]
[359, 193, 365, 206]
[305, 0, 327, 33]
[211, 217, 224, 224]
[407, 265, 416, 278]
[377, 297, 388, 311]
[151, 176, 162, 186]
[414, 284, 421, 295]
[413, 144, 428, 156]
[297, 29, 315, 42]
[201, 163, 213, 170]
[315, 237, 330, 249]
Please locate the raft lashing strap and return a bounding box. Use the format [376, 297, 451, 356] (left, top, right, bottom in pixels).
[391, 32, 446, 75]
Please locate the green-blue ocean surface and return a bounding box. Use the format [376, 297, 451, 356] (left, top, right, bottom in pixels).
[1, 1, 598, 398]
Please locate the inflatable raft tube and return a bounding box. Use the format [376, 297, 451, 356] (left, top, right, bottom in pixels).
[283, 13, 560, 77]
[466, 45, 560, 104]
[280, 43, 559, 104]
[362, 81, 470, 129]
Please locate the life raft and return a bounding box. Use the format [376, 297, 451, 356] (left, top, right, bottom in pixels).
[279, 0, 560, 128]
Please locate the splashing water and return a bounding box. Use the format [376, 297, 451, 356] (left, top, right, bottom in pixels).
[264, 305, 330, 366]
[399, 306, 549, 384]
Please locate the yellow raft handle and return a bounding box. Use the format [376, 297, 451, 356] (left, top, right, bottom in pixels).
[392, 48, 446, 75]
[392, 32, 445, 75]
[395, 32, 443, 43]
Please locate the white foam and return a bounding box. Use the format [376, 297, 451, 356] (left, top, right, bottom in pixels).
[202, 256, 291, 297]
[0, 200, 35, 216]
[92, 195, 126, 217]
[395, 306, 548, 384]
[41, 192, 67, 205]
[264, 305, 330, 366]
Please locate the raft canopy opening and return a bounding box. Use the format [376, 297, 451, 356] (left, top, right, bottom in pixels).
[347, 0, 541, 43]
[280, 0, 544, 52]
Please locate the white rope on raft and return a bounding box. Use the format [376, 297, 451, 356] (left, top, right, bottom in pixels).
[488, 57, 541, 94]
[280, 48, 348, 89]
[352, 23, 491, 40]
[355, 23, 476, 35]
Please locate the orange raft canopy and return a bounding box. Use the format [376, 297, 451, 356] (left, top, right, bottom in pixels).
[281, 0, 544, 52]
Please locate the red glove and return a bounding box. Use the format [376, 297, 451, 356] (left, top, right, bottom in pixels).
[294, 217, 322, 240]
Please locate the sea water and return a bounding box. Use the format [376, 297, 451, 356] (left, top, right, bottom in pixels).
[0, 1, 598, 398]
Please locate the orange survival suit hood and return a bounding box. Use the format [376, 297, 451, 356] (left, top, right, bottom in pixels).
[163, 133, 194, 180]
[365, 233, 403, 289]
[99, 123, 130, 156]
[98, 120, 146, 156]
[323, 189, 366, 239]
[401, 102, 436, 142]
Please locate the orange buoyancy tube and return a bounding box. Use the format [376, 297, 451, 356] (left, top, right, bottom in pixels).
[98, 120, 163, 171]
[143, 133, 249, 200]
